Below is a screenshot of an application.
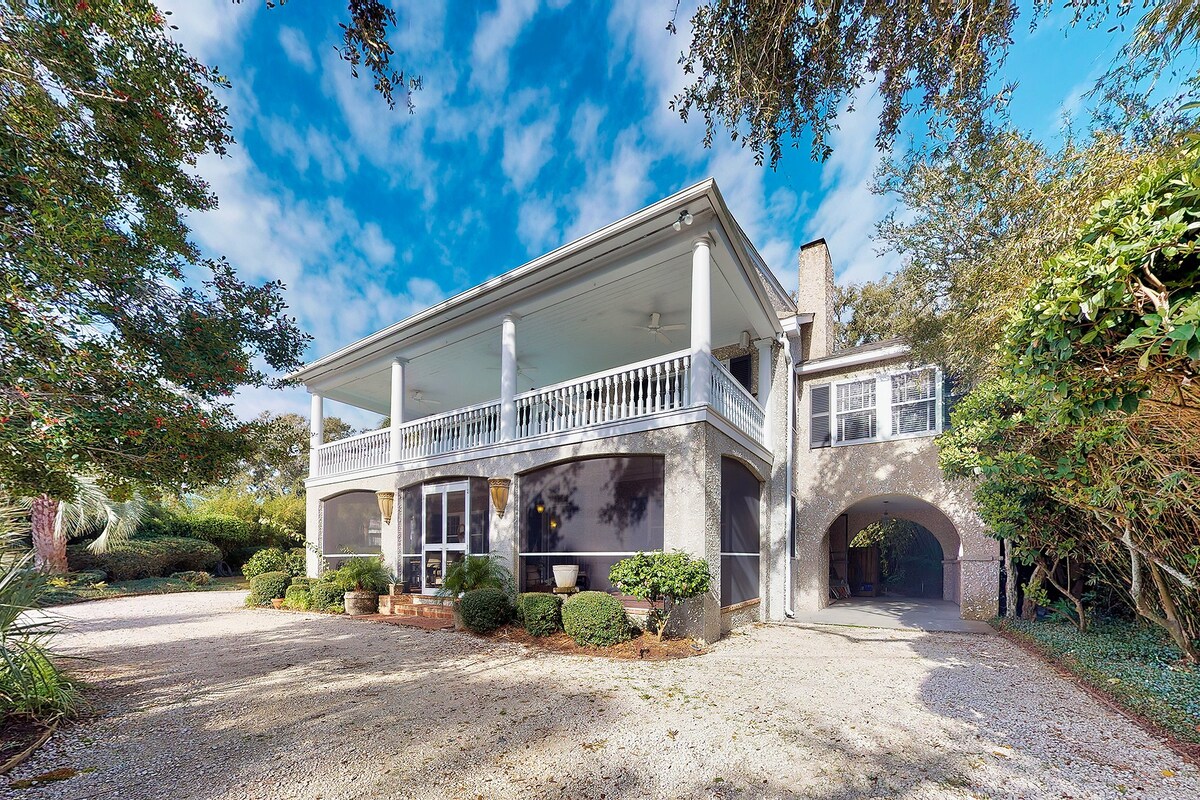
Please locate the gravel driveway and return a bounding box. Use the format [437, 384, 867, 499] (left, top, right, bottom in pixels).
[3, 592, 1195, 800]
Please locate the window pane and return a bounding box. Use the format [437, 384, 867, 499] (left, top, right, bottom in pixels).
[721, 555, 759, 606]
[400, 486, 422, 556]
[424, 493, 442, 545]
[720, 458, 761, 553]
[520, 457, 665, 554]
[469, 478, 490, 555]
[893, 400, 937, 435]
[321, 492, 382, 555]
[446, 490, 466, 544]
[519, 554, 627, 594]
[838, 409, 876, 441]
[837, 380, 875, 412]
[892, 369, 936, 404]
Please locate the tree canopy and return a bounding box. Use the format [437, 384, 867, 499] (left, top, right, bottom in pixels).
[0, 0, 309, 499]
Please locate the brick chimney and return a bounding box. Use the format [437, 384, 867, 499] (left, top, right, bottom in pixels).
[797, 238, 836, 360]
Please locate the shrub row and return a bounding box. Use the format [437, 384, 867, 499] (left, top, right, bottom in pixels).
[67, 536, 221, 581]
[458, 589, 628, 646]
[242, 547, 307, 579]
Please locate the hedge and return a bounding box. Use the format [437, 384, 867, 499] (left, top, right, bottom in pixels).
[283, 584, 312, 610]
[459, 587, 512, 634]
[520, 592, 562, 637]
[242, 547, 307, 579]
[561, 591, 630, 647]
[247, 571, 291, 606]
[176, 513, 256, 555]
[310, 581, 342, 612]
[67, 536, 221, 581]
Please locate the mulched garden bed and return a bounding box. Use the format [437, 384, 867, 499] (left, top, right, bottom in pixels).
[0, 717, 56, 776]
[484, 625, 707, 660]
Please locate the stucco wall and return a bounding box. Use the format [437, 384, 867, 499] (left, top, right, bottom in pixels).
[791, 356, 1000, 621]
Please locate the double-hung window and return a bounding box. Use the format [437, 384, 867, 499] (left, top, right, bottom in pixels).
[890, 368, 939, 436]
[835, 379, 877, 443]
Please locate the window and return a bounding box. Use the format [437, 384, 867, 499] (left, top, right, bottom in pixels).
[720, 458, 760, 606]
[729, 354, 753, 393]
[891, 368, 938, 436]
[321, 491, 382, 565]
[397, 477, 491, 593]
[836, 379, 877, 442]
[519, 457, 665, 594]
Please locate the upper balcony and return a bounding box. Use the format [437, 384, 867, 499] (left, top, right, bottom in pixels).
[291, 180, 796, 482]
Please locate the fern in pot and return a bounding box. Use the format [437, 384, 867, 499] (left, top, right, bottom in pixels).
[330, 556, 393, 616]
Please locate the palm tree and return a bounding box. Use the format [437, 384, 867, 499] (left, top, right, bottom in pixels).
[29, 477, 146, 573]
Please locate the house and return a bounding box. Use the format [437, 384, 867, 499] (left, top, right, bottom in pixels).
[291, 181, 1000, 641]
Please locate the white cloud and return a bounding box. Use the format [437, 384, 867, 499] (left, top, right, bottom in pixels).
[516, 198, 559, 252]
[360, 223, 397, 267]
[566, 128, 656, 240]
[501, 112, 557, 190]
[470, 0, 542, 93]
[277, 26, 315, 73]
[569, 101, 606, 160]
[158, 0, 257, 64]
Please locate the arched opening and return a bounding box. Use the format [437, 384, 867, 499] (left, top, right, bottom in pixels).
[320, 491, 383, 569]
[823, 494, 964, 623]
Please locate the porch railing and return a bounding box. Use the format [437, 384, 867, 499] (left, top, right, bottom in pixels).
[709, 356, 766, 444]
[395, 399, 501, 460]
[315, 428, 390, 477]
[514, 350, 691, 439]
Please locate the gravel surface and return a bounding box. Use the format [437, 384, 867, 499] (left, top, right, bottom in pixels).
[3, 592, 1196, 800]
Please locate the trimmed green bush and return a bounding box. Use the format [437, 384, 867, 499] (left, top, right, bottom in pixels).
[283, 584, 312, 610]
[520, 592, 562, 637]
[67, 536, 221, 581]
[290, 577, 312, 590]
[310, 581, 342, 611]
[170, 571, 212, 586]
[561, 591, 631, 647]
[242, 547, 286, 579]
[177, 513, 255, 555]
[247, 570, 291, 606]
[459, 587, 512, 634]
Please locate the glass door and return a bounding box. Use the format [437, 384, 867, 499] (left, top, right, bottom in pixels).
[422, 482, 469, 594]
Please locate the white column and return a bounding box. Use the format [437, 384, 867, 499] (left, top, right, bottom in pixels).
[308, 392, 324, 475]
[756, 338, 773, 440]
[500, 313, 519, 440]
[389, 357, 406, 462]
[689, 235, 713, 407]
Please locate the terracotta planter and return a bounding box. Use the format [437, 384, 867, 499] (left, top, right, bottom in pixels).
[344, 590, 379, 616]
[270, 598, 284, 609]
[552, 564, 579, 589]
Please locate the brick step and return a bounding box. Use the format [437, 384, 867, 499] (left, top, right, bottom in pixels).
[379, 595, 454, 618]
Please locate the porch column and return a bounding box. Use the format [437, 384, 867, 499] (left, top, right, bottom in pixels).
[500, 313, 519, 441]
[756, 338, 773, 440]
[689, 235, 713, 407]
[308, 392, 324, 475]
[389, 357, 407, 463]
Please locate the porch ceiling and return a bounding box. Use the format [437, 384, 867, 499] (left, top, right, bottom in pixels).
[324, 247, 766, 417]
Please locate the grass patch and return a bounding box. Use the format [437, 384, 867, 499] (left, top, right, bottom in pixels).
[37, 575, 248, 607]
[999, 617, 1199, 745]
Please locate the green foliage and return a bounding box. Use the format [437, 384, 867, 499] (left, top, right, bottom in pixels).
[242, 546, 308, 579]
[458, 587, 512, 634]
[309, 581, 343, 612]
[561, 591, 631, 648]
[608, 551, 710, 640]
[283, 584, 311, 611]
[519, 592, 562, 637]
[435, 555, 514, 598]
[1, 531, 82, 723]
[0, 0, 310, 501]
[247, 571, 291, 606]
[1001, 617, 1199, 743]
[67, 536, 220, 581]
[178, 514, 255, 556]
[328, 557, 392, 593]
[169, 571, 211, 586]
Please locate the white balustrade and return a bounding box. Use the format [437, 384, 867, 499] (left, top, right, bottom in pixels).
[514, 351, 691, 439]
[394, 400, 501, 460]
[315, 428, 390, 477]
[709, 356, 766, 445]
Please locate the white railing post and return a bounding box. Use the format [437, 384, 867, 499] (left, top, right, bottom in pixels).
[500, 313, 519, 441]
[690, 235, 713, 408]
[756, 338, 773, 441]
[309, 392, 324, 476]
[389, 357, 406, 463]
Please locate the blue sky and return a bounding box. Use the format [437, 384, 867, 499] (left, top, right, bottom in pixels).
[159, 1, 1138, 426]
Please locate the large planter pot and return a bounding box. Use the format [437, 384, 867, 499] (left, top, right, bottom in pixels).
[552, 565, 579, 590]
[344, 590, 379, 616]
[270, 598, 284, 609]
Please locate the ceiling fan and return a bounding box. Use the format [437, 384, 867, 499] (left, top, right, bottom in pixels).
[634, 312, 686, 344]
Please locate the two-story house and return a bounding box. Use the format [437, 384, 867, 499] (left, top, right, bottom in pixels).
[290, 181, 1000, 641]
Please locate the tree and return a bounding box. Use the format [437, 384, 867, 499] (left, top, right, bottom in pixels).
[608, 550, 711, 641]
[670, 0, 1198, 166]
[846, 99, 1193, 385]
[0, 1, 310, 502]
[29, 475, 146, 572]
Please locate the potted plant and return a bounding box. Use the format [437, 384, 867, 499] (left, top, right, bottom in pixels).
[552, 564, 578, 590]
[330, 556, 393, 616]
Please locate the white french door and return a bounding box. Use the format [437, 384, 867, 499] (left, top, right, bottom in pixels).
[422, 482, 469, 594]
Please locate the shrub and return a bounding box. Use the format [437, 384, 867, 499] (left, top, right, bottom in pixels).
[290, 577, 312, 590]
[609, 551, 711, 640]
[284, 548, 307, 577]
[170, 571, 212, 586]
[436, 555, 514, 598]
[520, 592, 562, 637]
[247, 570, 291, 606]
[328, 556, 392, 593]
[242, 547, 286, 579]
[561, 591, 631, 647]
[67, 536, 221, 581]
[177, 513, 255, 555]
[459, 587, 512, 634]
[283, 584, 312, 610]
[68, 569, 107, 586]
[310, 581, 342, 611]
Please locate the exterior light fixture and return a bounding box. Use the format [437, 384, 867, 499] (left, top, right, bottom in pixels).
[672, 209, 694, 231]
[489, 477, 512, 517]
[535, 501, 545, 514]
[549, 516, 559, 530]
[375, 491, 395, 525]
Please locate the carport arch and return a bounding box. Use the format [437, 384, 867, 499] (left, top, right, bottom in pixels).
[820, 493, 963, 606]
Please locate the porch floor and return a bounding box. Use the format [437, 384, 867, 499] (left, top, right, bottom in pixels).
[790, 596, 994, 634]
